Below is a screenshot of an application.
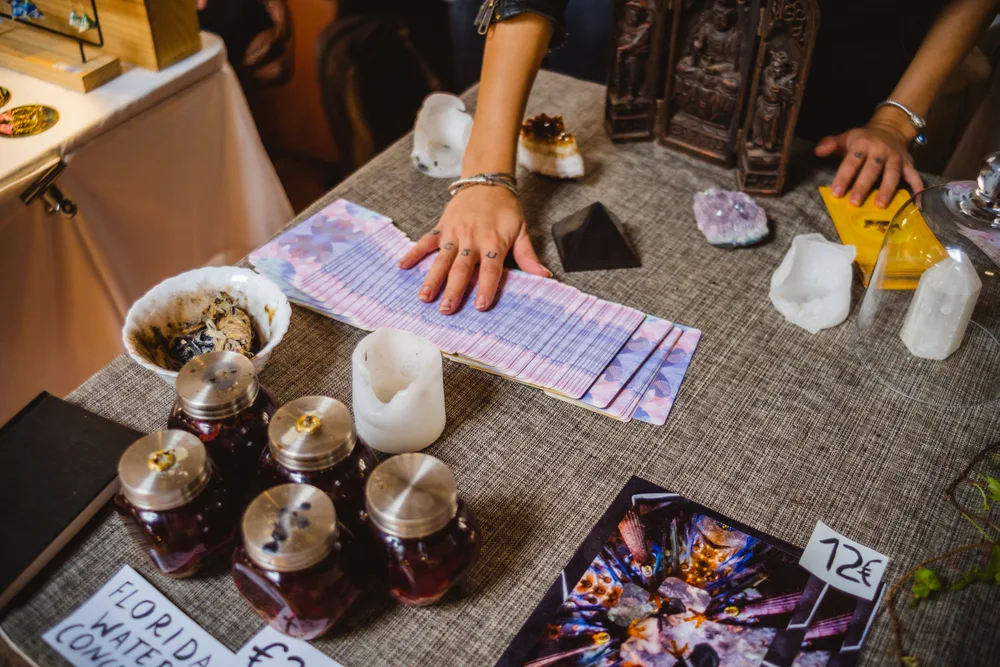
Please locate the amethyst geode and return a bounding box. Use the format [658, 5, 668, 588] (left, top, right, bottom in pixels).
[693, 188, 768, 248]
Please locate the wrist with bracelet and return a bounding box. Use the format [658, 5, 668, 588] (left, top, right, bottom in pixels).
[448, 172, 519, 197]
[874, 99, 927, 147]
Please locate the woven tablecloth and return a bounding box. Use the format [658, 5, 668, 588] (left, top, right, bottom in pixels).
[2, 71, 998, 667]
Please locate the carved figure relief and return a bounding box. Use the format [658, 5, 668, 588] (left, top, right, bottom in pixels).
[656, 0, 760, 165]
[607, 0, 819, 192]
[747, 50, 798, 156]
[673, 1, 743, 125]
[615, 1, 655, 101]
[606, 0, 668, 142]
[737, 0, 819, 194]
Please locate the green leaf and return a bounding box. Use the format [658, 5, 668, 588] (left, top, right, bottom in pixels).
[985, 476, 1000, 502]
[913, 567, 942, 591]
[901, 656, 919, 667]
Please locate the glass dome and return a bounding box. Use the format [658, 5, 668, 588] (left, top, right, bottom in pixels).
[854, 153, 1000, 407]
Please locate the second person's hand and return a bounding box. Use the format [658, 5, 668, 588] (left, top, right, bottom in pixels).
[814, 108, 924, 209]
[397, 185, 551, 314]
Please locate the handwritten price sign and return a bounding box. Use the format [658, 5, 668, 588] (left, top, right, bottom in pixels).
[234, 626, 347, 667]
[799, 521, 889, 601]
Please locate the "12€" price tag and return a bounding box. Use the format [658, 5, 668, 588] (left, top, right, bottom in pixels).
[798, 521, 889, 601]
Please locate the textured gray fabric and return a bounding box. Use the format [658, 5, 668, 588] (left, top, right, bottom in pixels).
[2, 71, 999, 667]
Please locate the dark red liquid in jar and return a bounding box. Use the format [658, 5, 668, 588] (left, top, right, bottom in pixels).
[367, 499, 480, 606]
[231, 538, 361, 639]
[257, 441, 375, 531]
[169, 387, 277, 494]
[114, 468, 238, 578]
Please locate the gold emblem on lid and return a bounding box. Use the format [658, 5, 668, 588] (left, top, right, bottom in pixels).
[147, 449, 176, 472]
[295, 413, 321, 434]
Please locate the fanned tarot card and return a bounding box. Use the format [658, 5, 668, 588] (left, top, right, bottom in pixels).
[496, 477, 883, 667]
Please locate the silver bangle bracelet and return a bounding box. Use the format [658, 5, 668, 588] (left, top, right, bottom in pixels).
[875, 99, 928, 147]
[448, 172, 519, 197]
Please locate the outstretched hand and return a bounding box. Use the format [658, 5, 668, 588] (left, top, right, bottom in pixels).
[397, 185, 551, 315]
[815, 117, 923, 209]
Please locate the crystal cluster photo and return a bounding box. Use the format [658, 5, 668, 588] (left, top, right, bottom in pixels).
[501, 479, 877, 667]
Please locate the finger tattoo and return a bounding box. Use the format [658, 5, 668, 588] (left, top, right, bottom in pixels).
[444, 242, 455, 250]
[485, 250, 498, 259]
[874, 157, 883, 165]
[853, 151, 863, 159]
[461, 248, 471, 256]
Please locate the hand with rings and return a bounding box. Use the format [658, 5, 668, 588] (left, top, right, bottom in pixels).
[397, 184, 551, 315]
[814, 111, 923, 208]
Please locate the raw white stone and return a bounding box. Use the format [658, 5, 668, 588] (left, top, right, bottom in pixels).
[517, 138, 584, 179]
[411, 93, 473, 179]
[769, 233, 857, 334]
[900, 251, 982, 360]
[352, 328, 446, 453]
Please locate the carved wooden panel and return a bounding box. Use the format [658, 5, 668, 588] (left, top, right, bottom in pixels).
[605, 0, 671, 142]
[737, 0, 819, 194]
[656, 0, 761, 165]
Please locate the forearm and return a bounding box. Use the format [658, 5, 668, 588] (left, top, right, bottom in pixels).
[462, 14, 553, 177]
[874, 0, 999, 136]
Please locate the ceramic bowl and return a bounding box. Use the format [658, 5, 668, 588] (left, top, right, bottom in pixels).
[123, 266, 291, 385]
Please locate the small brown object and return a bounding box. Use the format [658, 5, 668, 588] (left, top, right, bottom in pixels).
[521, 114, 573, 144]
[605, 0, 670, 142]
[737, 0, 820, 195]
[656, 0, 762, 166]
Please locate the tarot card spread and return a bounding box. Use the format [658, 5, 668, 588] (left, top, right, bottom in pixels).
[497, 478, 884, 667]
[249, 200, 701, 424]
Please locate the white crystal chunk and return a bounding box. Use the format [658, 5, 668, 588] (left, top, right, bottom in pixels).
[899, 251, 982, 360]
[411, 93, 473, 179]
[769, 233, 857, 334]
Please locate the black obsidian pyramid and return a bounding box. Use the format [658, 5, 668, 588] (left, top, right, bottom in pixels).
[551, 202, 641, 272]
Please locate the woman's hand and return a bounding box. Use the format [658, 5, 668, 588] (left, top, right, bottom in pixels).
[398, 185, 551, 315]
[814, 110, 923, 209]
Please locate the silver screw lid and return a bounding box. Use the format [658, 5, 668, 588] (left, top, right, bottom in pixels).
[365, 453, 458, 539]
[175, 350, 259, 420]
[268, 396, 356, 472]
[118, 431, 212, 511]
[242, 484, 338, 572]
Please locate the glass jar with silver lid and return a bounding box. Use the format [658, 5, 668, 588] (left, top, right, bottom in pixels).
[231, 484, 362, 640]
[114, 430, 239, 578]
[167, 350, 277, 494]
[363, 453, 481, 606]
[258, 396, 376, 532]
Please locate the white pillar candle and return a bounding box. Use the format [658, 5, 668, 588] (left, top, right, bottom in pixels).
[351, 328, 446, 454]
[900, 251, 982, 360]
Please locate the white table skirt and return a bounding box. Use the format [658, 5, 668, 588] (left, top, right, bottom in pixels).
[0, 35, 292, 423]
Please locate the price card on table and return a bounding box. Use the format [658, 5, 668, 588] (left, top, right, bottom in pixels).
[42, 565, 233, 667]
[799, 520, 889, 601]
[234, 626, 347, 667]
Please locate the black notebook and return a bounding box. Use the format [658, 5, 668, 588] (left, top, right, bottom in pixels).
[0, 392, 141, 610]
